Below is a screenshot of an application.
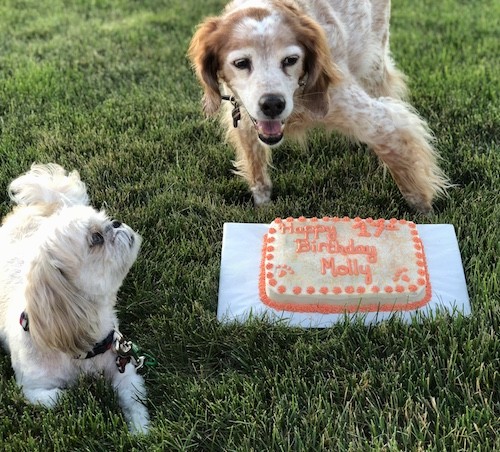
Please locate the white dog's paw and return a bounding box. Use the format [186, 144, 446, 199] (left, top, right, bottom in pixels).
[23, 387, 63, 408]
[126, 407, 150, 435]
[113, 367, 150, 434]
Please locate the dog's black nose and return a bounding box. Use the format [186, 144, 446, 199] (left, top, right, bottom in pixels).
[259, 94, 286, 118]
[112, 220, 122, 228]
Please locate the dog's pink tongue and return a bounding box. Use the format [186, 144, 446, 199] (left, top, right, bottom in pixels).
[257, 120, 283, 136]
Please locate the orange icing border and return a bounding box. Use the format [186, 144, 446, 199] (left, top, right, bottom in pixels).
[258, 218, 432, 314]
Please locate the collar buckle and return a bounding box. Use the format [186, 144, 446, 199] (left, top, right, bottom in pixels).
[222, 95, 241, 128]
[112, 330, 157, 373]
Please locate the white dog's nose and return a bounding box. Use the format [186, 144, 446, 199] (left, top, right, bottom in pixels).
[259, 94, 286, 118]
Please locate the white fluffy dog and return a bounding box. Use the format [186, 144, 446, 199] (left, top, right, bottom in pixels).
[0, 164, 149, 434]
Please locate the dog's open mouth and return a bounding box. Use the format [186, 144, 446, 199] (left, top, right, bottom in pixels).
[255, 120, 285, 146]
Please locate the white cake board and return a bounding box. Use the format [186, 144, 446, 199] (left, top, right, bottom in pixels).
[218, 223, 470, 327]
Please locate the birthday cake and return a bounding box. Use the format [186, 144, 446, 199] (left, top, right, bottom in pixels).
[259, 217, 431, 313]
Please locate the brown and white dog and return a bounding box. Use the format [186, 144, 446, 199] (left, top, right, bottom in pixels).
[189, 0, 450, 213]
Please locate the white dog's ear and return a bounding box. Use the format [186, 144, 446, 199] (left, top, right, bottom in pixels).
[285, 4, 342, 117]
[25, 252, 100, 356]
[188, 17, 224, 116]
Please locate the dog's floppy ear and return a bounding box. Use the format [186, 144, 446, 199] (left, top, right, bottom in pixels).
[188, 17, 224, 116]
[25, 250, 100, 356]
[285, 5, 342, 117]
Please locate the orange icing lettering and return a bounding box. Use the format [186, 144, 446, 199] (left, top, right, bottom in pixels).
[373, 219, 387, 237]
[320, 257, 372, 285]
[359, 264, 373, 285]
[352, 221, 371, 237]
[295, 238, 311, 253]
[296, 237, 378, 263]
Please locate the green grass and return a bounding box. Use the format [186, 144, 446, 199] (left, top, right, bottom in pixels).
[0, 0, 498, 450]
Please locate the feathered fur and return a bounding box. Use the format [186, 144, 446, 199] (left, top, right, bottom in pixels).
[0, 163, 149, 434]
[189, 0, 451, 212]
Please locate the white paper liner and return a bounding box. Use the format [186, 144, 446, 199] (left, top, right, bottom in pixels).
[218, 223, 470, 327]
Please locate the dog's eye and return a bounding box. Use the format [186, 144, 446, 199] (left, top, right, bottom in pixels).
[282, 55, 299, 68]
[233, 58, 251, 70]
[91, 232, 104, 246]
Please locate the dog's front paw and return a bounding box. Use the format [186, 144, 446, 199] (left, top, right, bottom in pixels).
[114, 368, 150, 434]
[24, 387, 64, 408]
[402, 192, 434, 215]
[251, 182, 272, 206]
[127, 407, 150, 435]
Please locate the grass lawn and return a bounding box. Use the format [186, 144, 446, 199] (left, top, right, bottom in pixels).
[0, 0, 498, 450]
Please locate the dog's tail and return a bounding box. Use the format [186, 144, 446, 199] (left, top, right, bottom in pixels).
[9, 163, 89, 207]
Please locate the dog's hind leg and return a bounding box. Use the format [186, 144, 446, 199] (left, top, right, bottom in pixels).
[226, 116, 272, 206]
[329, 84, 449, 213]
[361, 0, 408, 100]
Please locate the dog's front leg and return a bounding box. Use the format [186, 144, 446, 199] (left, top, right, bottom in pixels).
[227, 115, 272, 206]
[329, 84, 449, 213]
[11, 355, 67, 408]
[111, 364, 150, 434]
[23, 386, 65, 407]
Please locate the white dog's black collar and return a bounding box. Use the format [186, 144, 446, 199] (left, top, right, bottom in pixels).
[19, 311, 156, 371]
[79, 330, 115, 359]
[20, 310, 114, 360]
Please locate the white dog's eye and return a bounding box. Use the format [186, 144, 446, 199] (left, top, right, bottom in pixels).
[91, 232, 104, 246]
[233, 58, 251, 70]
[282, 55, 299, 68]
